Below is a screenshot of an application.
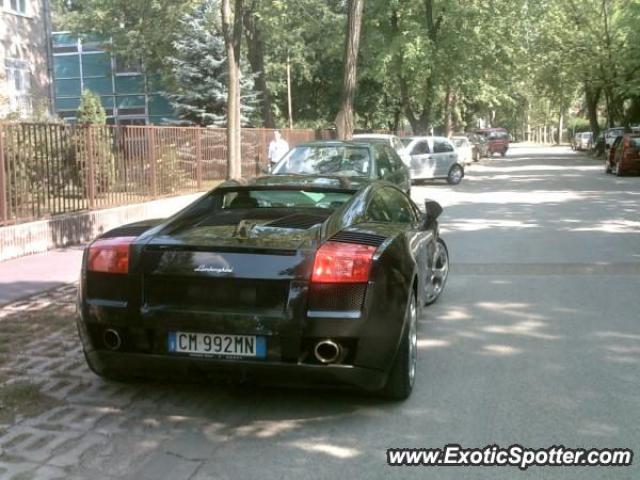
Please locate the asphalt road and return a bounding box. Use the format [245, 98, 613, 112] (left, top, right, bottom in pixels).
[1, 145, 638, 479]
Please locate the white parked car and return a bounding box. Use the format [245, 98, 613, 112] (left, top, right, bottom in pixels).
[402, 136, 464, 185]
[451, 136, 474, 165]
[352, 133, 412, 167]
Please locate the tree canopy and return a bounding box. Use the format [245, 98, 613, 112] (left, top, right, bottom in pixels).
[53, 0, 640, 137]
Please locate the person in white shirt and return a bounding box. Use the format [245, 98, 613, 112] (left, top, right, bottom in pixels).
[268, 130, 289, 171]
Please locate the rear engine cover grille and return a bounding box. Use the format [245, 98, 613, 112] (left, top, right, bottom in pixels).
[145, 276, 289, 313]
[266, 213, 327, 230]
[330, 231, 387, 247]
[308, 283, 367, 311]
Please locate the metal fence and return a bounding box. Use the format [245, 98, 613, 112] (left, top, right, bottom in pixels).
[0, 124, 334, 226]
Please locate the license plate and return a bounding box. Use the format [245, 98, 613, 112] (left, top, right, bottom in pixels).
[168, 332, 266, 359]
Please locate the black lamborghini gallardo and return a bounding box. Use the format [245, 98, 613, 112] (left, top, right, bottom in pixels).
[77, 175, 449, 399]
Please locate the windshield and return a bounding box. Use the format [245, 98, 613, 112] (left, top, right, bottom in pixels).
[220, 189, 353, 209]
[400, 138, 413, 147]
[273, 145, 371, 177]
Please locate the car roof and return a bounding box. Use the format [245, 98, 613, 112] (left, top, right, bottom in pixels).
[352, 133, 397, 139]
[404, 136, 450, 142]
[292, 140, 374, 148]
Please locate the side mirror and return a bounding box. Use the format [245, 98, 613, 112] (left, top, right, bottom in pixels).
[422, 199, 443, 229]
[260, 165, 271, 175]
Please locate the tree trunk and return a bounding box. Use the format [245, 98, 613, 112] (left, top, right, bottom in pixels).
[243, 1, 275, 128]
[335, 0, 364, 140]
[443, 84, 452, 137]
[222, 0, 243, 179]
[584, 82, 601, 138]
[557, 109, 564, 144]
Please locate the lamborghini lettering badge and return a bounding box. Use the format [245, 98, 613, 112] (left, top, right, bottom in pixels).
[194, 265, 233, 274]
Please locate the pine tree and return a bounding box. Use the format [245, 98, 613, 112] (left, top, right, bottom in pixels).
[77, 89, 107, 125]
[167, 0, 256, 126]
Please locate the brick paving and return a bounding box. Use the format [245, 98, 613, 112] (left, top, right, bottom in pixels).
[0, 285, 219, 479]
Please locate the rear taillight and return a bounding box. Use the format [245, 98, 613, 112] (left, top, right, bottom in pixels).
[311, 241, 377, 283]
[87, 237, 136, 274]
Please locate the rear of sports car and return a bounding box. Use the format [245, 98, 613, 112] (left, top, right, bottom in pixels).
[77, 185, 414, 395]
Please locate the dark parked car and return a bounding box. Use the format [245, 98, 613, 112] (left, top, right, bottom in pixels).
[465, 132, 489, 161]
[272, 141, 411, 194]
[606, 133, 640, 176]
[77, 177, 449, 399]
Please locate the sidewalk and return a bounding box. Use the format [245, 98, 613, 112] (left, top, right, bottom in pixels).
[0, 245, 84, 305]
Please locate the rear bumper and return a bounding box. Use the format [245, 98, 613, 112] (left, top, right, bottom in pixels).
[85, 349, 388, 391]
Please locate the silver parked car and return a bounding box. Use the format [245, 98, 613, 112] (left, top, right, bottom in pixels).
[402, 136, 464, 185]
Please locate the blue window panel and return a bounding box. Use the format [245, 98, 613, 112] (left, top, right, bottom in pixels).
[115, 75, 145, 94]
[54, 55, 80, 79]
[81, 53, 111, 77]
[148, 95, 174, 116]
[100, 96, 115, 110]
[53, 33, 77, 46]
[83, 77, 113, 95]
[116, 95, 146, 108]
[55, 78, 81, 97]
[55, 97, 81, 111]
[146, 73, 164, 92]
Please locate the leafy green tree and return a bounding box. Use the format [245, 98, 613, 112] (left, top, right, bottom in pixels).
[77, 90, 106, 125]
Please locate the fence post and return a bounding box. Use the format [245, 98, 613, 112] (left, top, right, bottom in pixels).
[148, 128, 158, 198]
[85, 126, 96, 209]
[195, 128, 202, 190]
[0, 125, 7, 223]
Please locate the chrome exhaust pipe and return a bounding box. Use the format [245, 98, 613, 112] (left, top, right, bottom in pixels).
[103, 329, 122, 350]
[314, 340, 341, 364]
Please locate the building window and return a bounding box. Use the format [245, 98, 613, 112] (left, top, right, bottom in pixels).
[4, 58, 32, 114]
[114, 54, 142, 75]
[7, 0, 27, 15]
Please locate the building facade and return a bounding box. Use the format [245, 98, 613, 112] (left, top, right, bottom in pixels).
[0, 0, 53, 117]
[52, 32, 177, 124]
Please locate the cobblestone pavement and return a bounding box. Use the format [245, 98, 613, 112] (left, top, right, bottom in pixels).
[0, 285, 387, 480]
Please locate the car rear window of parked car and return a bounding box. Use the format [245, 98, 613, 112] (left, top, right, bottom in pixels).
[433, 140, 454, 153]
[221, 189, 353, 210]
[274, 146, 371, 177]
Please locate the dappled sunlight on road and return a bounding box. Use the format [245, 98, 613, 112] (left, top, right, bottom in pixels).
[289, 440, 361, 459]
[571, 219, 640, 233]
[480, 344, 522, 356]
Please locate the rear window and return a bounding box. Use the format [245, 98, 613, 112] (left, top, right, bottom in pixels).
[220, 189, 353, 209]
[631, 138, 640, 149]
[273, 145, 371, 177]
[452, 138, 467, 147]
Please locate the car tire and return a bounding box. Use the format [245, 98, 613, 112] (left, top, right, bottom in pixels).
[425, 238, 449, 306]
[380, 293, 417, 400]
[500, 149, 507, 157]
[605, 163, 612, 174]
[447, 165, 464, 185]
